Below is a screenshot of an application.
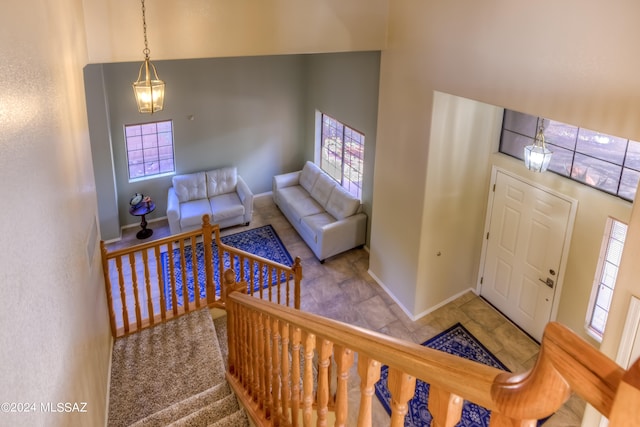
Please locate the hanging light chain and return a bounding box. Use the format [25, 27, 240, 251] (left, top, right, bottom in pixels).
[141, 0, 150, 58]
[535, 118, 547, 147]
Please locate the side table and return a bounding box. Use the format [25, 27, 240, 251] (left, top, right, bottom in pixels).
[129, 201, 156, 239]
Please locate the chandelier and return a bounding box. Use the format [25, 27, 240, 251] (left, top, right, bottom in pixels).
[524, 118, 552, 172]
[132, 0, 165, 114]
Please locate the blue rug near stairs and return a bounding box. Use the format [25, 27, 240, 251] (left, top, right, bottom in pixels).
[161, 225, 293, 310]
[374, 323, 547, 426]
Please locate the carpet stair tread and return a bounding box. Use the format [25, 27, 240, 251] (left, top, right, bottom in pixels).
[128, 382, 233, 427]
[107, 308, 226, 427]
[166, 393, 241, 427]
[206, 408, 250, 427]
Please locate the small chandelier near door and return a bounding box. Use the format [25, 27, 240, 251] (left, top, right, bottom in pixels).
[132, 0, 165, 114]
[524, 118, 552, 172]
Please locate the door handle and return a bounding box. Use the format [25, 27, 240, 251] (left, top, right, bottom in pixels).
[539, 278, 554, 289]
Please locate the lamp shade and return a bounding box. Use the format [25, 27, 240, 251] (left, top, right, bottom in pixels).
[524, 144, 552, 172]
[132, 59, 165, 114]
[523, 118, 552, 172]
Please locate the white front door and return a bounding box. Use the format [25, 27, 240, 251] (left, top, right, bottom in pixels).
[480, 170, 575, 341]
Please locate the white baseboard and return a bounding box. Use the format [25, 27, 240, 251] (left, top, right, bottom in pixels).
[104, 336, 114, 427]
[367, 269, 476, 322]
[103, 215, 170, 244]
[410, 287, 479, 321]
[122, 215, 168, 230]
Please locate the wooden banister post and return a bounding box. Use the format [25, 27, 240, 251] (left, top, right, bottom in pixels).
[387, 368, 416, 427]
[290, 327, 302, 426]
[302, 332, 316, 426]
[357, 356, 381, 426]
[202, 215, 215, 305]
[334, 346, 355, 427]
[428, 386, 463, 427]
[292, 257, 302, 310]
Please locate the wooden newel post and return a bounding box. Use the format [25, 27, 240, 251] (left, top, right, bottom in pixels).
[224, 268, 247, 374]
[609, 358, 640, 425]
[100, 241, 117, 337]
[293, 256, 302, 310]
[201, 215, 215, 305]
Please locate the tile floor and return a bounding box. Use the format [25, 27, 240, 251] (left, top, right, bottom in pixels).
[106, 194, 585, 426]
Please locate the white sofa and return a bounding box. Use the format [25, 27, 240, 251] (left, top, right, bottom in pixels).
[167, 166, 253, 235]
[273, 161, 367, 262]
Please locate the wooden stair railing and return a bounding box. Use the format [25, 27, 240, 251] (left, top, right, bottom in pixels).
[224, 288, 640, 426]
[100, 215, 302, 338]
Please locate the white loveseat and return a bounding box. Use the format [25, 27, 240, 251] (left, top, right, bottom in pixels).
[273, 161, 367, 262]
[167, 166, 253, 235]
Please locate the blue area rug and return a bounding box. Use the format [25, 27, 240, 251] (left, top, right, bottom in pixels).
[161, 225, 293, 309]
[374, 323, 512, 427]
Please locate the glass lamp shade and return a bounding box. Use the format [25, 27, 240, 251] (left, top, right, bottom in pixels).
[132, 59, 165, 114]
[524, 144, 552, 172]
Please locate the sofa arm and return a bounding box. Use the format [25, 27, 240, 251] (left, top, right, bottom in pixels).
[272, 171, 301, 204]
[167, 187, 182, 235]
[236, 176, 254, 224]
[273, 171, 301, 191]
[316, 213, 367, 261]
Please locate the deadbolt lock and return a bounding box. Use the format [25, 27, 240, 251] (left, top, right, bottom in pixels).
[549, 269, 556, 276]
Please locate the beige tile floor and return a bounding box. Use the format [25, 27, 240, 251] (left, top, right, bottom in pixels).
[107, 194, 585, 426]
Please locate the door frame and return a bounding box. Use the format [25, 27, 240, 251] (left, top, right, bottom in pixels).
[476, 166, 578, 328]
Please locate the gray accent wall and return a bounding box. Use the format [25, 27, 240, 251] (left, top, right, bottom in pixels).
[87, 52, 380, 242]
[304, 52, 380, 243]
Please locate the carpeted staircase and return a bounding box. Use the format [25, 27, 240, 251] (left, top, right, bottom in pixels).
[107, 308, 249, 427]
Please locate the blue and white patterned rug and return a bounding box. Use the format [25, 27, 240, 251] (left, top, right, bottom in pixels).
[374, 323, 512, 427]
[161, 225, 293, 309]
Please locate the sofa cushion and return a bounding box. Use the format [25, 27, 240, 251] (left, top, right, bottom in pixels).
[206, 167, 237, 198]
[278, 186, 324, 220]
[300, 212, 336, 242]
[173, 172, 207, 203]
[291, 197, 325, 221]
[299, 161, 322, 194]
[179, 199, 212, 229]
[210, 193, 245, 222]
[310, 173, 336, 207]
[325, 185, 360, 220]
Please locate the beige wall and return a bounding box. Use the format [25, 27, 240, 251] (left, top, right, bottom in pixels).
[82, 0, 389, 63]
[4, 1, 385, 425]
[370, 0, 640, 358]
[415, 93, 502, 315]
[11, 0, 637, 423]
[1, 0, 111, 426]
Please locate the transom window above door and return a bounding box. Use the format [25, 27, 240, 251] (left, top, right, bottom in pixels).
[500, 110, 640, 202]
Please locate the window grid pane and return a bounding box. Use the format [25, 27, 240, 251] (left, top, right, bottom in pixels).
[588, 219, 628, 338]
[499, 110, 637, 202]
[320, 113, 365, 199]
[125, 120, 175, 181]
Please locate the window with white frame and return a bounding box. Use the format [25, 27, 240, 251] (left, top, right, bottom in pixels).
[319, 113, 365, 199]
[586, 218, 628, 341]
[125, 120, 175, 181]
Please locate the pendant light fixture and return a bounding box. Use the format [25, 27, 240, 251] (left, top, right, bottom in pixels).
[524, 118, 552, 172]
[132, 0, 165, 114]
